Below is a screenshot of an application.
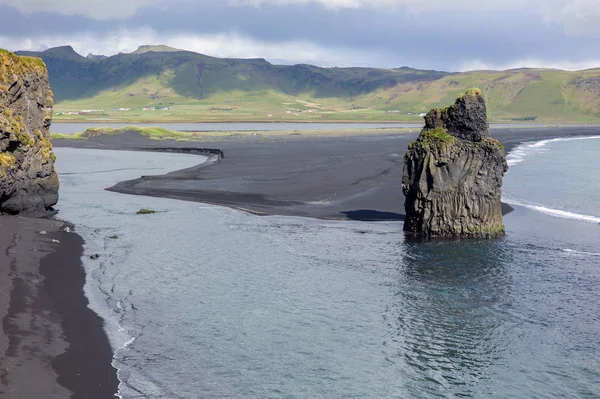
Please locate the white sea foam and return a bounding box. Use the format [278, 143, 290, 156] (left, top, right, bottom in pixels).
[530, 135, 600, 148]
[562, 249, 600, 257]
[114, 334, 137, 399]
[507, 135, 600, 167]
[503, 198, 600, 224]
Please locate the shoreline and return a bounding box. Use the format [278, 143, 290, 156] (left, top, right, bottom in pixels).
[51, 118, 600, 125]
[52, 119, 423, 124]
[0, 215, 119, 398]
[41, 222, 120, 399]
[53, 126, 600, 221]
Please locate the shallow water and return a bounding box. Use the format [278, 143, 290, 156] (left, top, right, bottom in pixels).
[51, 122, 422, 134]
[505, 135, 600, 222]
[50, 122, 579, 134]
[53, 138, 600, 398]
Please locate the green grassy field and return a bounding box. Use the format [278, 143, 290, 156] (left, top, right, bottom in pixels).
[53, 87, 423, 123]
[53, 68, 600, 124]
[50, 125, 412, 142]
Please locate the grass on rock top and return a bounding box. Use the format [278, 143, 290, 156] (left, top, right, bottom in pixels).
[81, 126, 184, 139]
[0, 49, 47, 90]
[461, 87, 483, 98]
[421, 127, 455, 143]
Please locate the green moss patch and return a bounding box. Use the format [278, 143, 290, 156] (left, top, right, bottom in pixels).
[421, 127, 455, 143]
[136, 208, 157, 215]
[0, 48, 47, 87]
[51, 133, 84, 140]
[0, 153, 16, 169]
[81, 126, 185, 140]
[463, 87, 482, 97]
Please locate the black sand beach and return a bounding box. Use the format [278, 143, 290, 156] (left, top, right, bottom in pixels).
[55, 126, 600, 220]
[0, 215, 119, 399]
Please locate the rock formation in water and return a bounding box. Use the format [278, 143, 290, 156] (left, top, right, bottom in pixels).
[402, 89, 508, 238]
[0, 49, 59, 215]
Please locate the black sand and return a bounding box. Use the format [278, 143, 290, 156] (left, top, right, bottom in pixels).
[55, 126, 600, 220]
[0, 215, 119, 398]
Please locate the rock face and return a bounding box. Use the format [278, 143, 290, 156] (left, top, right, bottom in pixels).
[0, 49, 59, 215]
[402, 89, 508, 238]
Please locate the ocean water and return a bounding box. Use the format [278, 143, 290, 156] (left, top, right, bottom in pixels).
[50, 122, 422, 134]
[52, 138, 600, 398]
[50, 122, 583, 135]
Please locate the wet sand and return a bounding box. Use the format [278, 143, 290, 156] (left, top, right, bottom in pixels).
[53, 126, 600, 220]
[0, 215, 119, 398]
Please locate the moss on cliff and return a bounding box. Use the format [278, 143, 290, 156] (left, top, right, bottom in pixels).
[7, 114, 34, 147]
[0, 153, 16, 168]
[39, 135, 56, 162]
[0, 48, 47, 89]
[0, 111, 35, 147]
[460, 87, 482, 98]
[408, 127, 455, 151]
[421, 127, 455, 143]
[1, 48, 58, 214]
[0, 153, 16, 178]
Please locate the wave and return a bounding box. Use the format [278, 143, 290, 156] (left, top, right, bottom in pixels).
[562, 249, 600, 257]
[503, 198, 600, 224]
[506, 135, 600, 167]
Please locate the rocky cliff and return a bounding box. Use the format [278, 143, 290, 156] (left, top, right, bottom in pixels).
[0, 49, 58, 215]
[402, 89, 508, 238]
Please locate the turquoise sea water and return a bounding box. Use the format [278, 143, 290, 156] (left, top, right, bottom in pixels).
[53, 138, 600, 398]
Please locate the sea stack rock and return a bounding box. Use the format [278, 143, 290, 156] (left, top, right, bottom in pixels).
[402, 89, 508, 238]
[0, 49, 59, 215]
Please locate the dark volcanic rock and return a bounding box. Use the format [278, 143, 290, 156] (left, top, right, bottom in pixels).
[402, 89, 508, 238]
[0, 49, 59, 215]
[423, 88, 489, 142]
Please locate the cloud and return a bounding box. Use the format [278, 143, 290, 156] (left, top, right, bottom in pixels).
[458, 58, 600, 72]
[231, 0, 523, 12]
[542, 0, 600, 36]
[0, 29, 388, 67]
[0, 1, 599, 71]
[234, 0, 600, 36]
[1, 0, 600, 39]
[0, 0, 154, 19]
[2, 27, 597, 72]
[229, 0, 540, 12]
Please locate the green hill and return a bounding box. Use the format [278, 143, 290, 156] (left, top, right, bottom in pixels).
[14, 46, 600, 123]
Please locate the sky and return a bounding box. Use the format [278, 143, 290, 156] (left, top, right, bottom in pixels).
[0, 0, 599, 71]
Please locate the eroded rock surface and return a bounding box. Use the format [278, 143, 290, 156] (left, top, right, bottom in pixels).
[0, 49, 58, 215]
[402, 89, 508, 238]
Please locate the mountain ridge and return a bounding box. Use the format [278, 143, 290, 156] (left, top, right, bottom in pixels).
[13, 46, 600, 123]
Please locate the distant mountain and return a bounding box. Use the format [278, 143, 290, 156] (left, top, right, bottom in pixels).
[87, 53, 107, 60]
[15, 45, 447, 103]
[131, 45, 183, 54]
[14, 45, 600, 122]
